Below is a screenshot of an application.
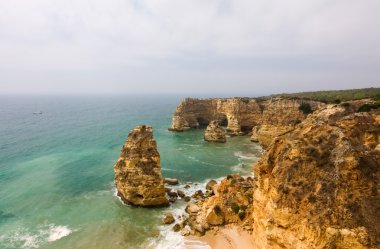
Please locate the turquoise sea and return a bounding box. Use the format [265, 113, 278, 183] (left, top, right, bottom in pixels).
[0, 95, 262, 249]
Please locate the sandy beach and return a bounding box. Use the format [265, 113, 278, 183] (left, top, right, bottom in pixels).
[185, 226, 254, 249]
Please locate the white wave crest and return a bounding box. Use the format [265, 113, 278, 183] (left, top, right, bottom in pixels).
[233, 151, 259, 160]
[0, 224, 74, 249]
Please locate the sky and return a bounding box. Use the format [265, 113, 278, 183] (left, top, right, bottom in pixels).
[0, 0, 379, 96]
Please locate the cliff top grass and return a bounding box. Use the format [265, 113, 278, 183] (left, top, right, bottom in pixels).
[263, 87, 380, 103]
[184, 87, 380, 104]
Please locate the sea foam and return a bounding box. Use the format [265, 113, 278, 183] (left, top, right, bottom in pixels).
[0, 224, 73, 249]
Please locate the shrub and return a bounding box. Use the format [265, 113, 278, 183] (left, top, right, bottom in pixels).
[238, 210, 246, 220]
[299, 102, 313, 115]
[358, 103, 380, 112]
[230, 202, 240, 214]
[214, 205, 222, 215]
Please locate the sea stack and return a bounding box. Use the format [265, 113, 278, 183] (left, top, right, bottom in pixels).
[114, 125, 169, 207]
[204, 120, 226, 143]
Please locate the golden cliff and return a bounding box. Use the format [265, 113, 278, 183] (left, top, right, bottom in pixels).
[185, 103, 379, 248]
[250, 104, 380, 248]
[169, 97, 324, 146]
[114, 125, 169, 207]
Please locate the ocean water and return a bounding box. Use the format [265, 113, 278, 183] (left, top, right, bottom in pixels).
[0, 95, 262, 249]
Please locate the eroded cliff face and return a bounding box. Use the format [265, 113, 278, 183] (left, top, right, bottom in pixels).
[169, 98, 262, 135]
[114, 125, 169, 207]
[169, 97, 324, 145]
[251, 105, 380, 248]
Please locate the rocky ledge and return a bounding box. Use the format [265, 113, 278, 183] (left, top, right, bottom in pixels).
[114, 125, 169, 207]
[204, 120, 226, 143]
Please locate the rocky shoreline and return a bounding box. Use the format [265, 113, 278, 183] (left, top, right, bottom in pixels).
[115, 97, 379, 248]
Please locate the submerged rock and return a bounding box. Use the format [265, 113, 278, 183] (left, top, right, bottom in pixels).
[114, 125, 169, 207]
[204, 120, 226, 143]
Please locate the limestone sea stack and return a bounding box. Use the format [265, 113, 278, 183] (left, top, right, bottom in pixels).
[114, 125, 169, 207]
[204, 120, 226, 143]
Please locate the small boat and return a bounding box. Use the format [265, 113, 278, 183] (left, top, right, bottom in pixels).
[32, 111, 43, 115]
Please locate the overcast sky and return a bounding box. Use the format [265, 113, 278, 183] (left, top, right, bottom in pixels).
[0, 0, 379, 96]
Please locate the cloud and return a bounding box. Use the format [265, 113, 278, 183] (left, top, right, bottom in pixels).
[0, 0, 379, 94]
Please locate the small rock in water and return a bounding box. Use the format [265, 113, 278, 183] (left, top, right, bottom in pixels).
[177, 190, 186, 198]
[168, 191, 178, 198]
[180, 228, 190, 236]
[191, 190, 204, 199]
[173, 223, 181, 232]
[165, 178, 179, 185]
[184, 196, 191, 202]
[163, 213, 175, 224]
[169, 196, 177, 203]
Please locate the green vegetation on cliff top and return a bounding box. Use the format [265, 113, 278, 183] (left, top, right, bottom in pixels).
[266, 87, 380, 103]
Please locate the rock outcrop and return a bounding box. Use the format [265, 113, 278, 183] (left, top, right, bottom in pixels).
[251, 105, 380, 248]
[169, 97, 324, 145]
[177, 105, 380, 248]
[204, 120, 227, 143]
[179, 175, 255, 236]
[114, 125, 169, 207]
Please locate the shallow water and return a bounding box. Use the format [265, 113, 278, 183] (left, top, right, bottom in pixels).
[0, 95, 262, 249]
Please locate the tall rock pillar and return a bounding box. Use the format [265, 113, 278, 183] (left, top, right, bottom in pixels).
[114, 125, 169, 207]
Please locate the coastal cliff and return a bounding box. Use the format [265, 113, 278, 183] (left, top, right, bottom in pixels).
[186, 104, 380, 248]
[169, 97, 324, 146]
[250, 105, 380, 248]
[114, 125, 169, 207]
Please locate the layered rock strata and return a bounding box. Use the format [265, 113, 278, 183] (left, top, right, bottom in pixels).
[204, 120, 227, 143]
[169, 97, 324, 145]
[114, 125, 169, 207]
[250, 105, 380, 248]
